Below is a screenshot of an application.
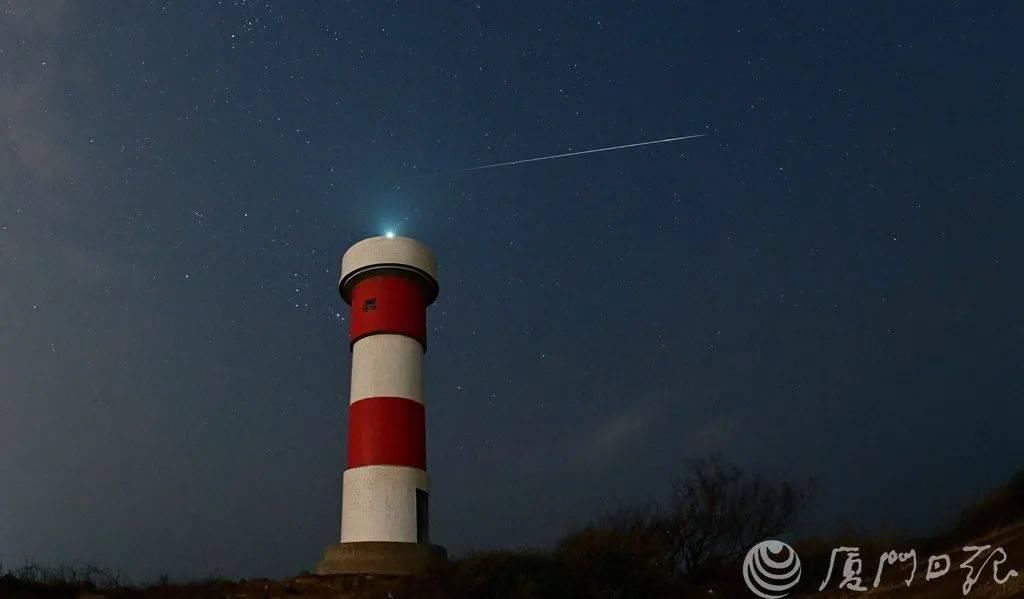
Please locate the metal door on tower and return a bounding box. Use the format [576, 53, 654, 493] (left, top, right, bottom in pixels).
[416, 489, 429, 544]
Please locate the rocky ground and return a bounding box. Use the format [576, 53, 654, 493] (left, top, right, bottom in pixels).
[0, 571, 410, 599]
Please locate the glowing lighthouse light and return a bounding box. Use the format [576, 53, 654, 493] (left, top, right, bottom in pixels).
[316, 234, 446, 575]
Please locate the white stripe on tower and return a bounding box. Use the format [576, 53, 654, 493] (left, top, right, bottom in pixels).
[350, 334, 424, 405]
[340, 466, 429, 542]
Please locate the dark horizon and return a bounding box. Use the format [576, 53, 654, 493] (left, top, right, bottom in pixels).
[2, 1, 1022, 582]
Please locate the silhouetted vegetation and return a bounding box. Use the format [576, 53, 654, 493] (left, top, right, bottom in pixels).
[0, 560, 129, 598]
[661, 455, 808, 581]
[12, 462, 1024, 598]
[408, 456, 811, 598]
[952, 468, 1024, 540]
[556, 507, 672, 598]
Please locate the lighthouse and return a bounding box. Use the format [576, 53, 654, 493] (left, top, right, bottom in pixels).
[316, 235, 446, 575]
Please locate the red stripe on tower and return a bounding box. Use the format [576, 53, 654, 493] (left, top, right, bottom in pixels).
[349, 274, 428, 347]
[348, 396, 426, 469]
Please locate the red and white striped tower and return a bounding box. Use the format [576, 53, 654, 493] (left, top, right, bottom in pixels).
[316, 235, 447, 576]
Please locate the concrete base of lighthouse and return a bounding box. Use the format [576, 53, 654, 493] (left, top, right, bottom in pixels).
[315, 542, 447, 576]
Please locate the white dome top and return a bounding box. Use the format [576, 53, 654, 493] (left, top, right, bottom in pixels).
[339, 235, 438, 304]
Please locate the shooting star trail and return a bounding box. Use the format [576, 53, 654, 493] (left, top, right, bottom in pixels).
[447, 133, 708, 174]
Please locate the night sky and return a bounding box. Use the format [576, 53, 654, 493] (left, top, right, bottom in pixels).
[2, 1, 1023, 582]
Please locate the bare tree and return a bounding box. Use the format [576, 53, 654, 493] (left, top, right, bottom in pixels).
[660, 455, 808, 581]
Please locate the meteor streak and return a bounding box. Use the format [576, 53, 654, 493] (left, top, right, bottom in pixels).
[449, 133, 708, 173]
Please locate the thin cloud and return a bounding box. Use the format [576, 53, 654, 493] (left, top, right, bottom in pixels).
[570, 405, 656, 470]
